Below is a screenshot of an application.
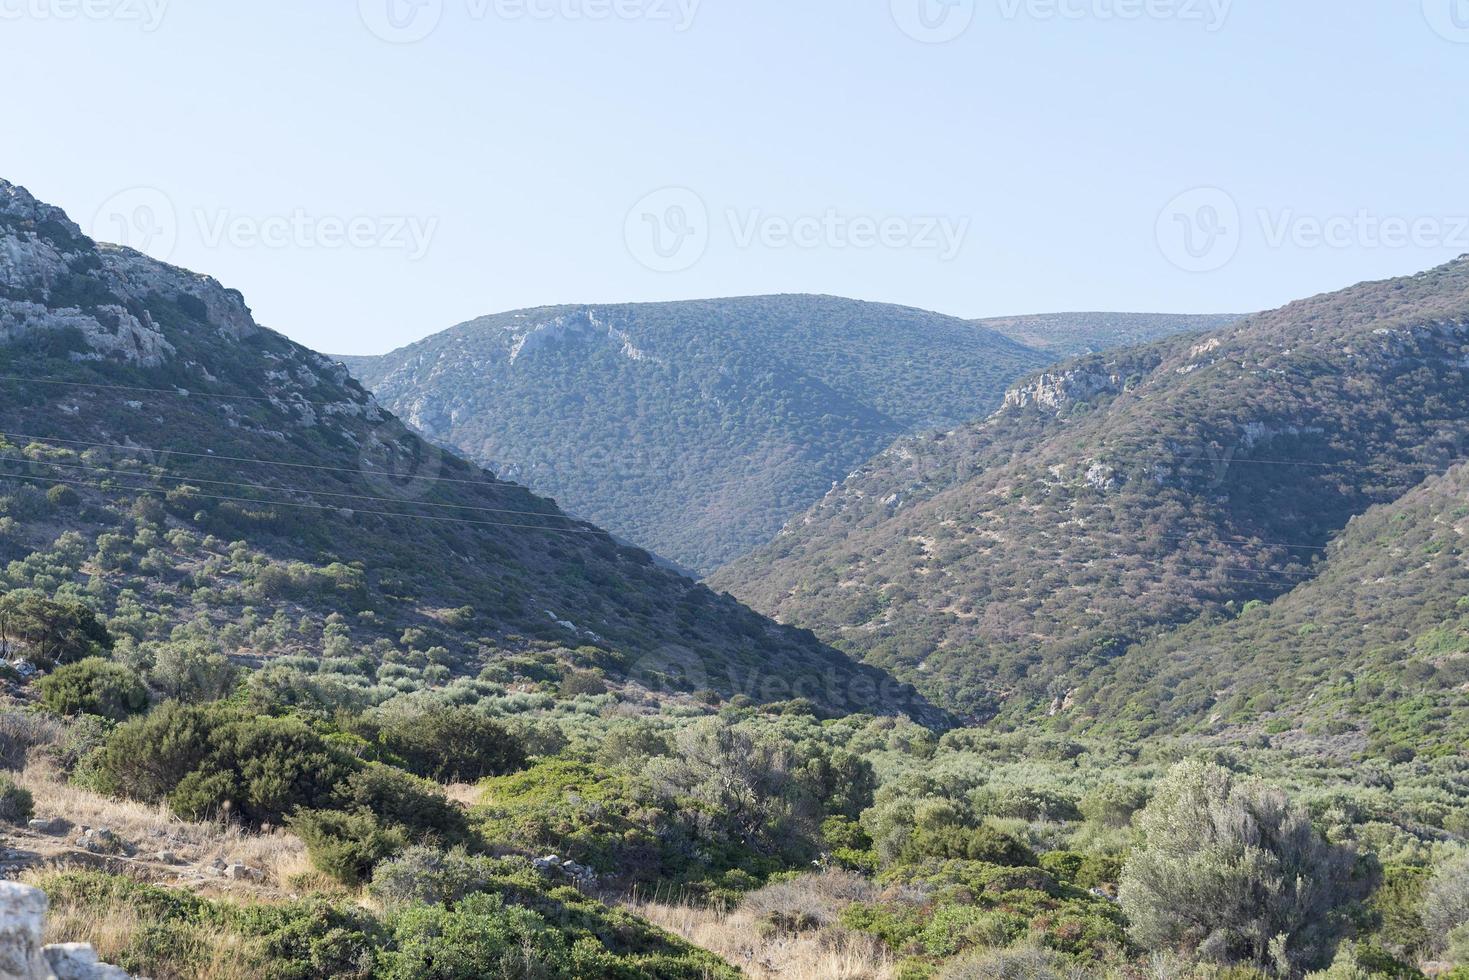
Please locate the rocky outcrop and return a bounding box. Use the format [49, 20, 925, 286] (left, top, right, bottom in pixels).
[97, 245, 259, 342]
[0, 178, 261, 368]
[0, 301, 174, 368]
[0, 882, 131, 980]
[1002, 368, 1122, 412]
[503, 309, 658, 366]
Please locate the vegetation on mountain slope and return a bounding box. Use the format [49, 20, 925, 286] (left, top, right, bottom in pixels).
[343, 296, 1049, 573]
[979, 312, 1244, 358]
[1076, 458, 1469, 757]
[711, 258, 1469, 725]
[0, 179, 935, 723]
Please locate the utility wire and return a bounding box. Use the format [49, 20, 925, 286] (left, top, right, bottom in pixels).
[0, 471, 606, 536]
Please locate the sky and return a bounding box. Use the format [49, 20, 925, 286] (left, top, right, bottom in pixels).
[3, 0, 1468, 355]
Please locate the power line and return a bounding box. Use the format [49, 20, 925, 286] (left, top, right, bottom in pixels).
[0, 471, 606, 536]
[0, 454, 583, 523]
[0, 374, 361, 409]
[0, 431, 496, 489]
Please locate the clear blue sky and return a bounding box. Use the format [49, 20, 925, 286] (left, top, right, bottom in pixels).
[5, 1, 1467, 354]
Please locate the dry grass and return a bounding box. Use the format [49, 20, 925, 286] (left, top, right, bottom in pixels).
[625, 872, 896, 980]
[29, 874, 270, 980]
[444, 782, 483, 807]
[15, 761, 307, 886]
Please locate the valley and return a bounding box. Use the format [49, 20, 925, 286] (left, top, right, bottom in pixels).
[0, 180, 1465, 980]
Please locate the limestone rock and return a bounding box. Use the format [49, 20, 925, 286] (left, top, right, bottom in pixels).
[1002, 369, 1122, 412]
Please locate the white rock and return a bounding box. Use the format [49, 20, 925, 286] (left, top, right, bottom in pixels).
[0, 881, 50, 980]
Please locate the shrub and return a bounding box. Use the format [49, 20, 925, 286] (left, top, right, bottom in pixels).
[1080, 781, 1150, 828]
[972, 786, 1081, 823]
[90, 702, 352, 825]
[647, 718, 827, 863]
[1120, 761, 1366, 974]
[1425, 853, 1469, 957]
[334, 764, 468, 843]
[935, 944, 1082, 979]
[376, 706, 526, 783]
[370, 846, 508, 909]
[0, 590, 112, 668]
[292, 809, 407, 887]
[36, 658, 149, 721]
[148, 638, 239, 703]
[46, 484, 79, 508]
[905, 824, 1037, 867]
[738, 871, 878, 935]
[0, 774, 34, 824]
[0, 710, 64, 769]
[379, 892, 572, 979]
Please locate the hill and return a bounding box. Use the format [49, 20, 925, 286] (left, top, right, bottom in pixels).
[342, 296, 1050, 573]
[979, 312, 1245, 358]
[1076, 458, 1469, 757]
[710, 258, 1469, 723]
[0, 179, 938, 723]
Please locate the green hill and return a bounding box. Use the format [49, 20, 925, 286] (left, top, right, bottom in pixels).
[1076, 458, 1469, 757]
[0, 179, 938, 723]
[710, 258, 1469, 724]
[342, 297, 1050, 574]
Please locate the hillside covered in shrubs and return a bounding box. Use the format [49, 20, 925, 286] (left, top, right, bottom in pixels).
[0, 179, 936, 723]
[343, 297, 1048, 573]
[713, 257, 1469, 735]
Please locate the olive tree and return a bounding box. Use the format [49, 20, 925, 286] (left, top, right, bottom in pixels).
[1120, 760, 1365, 975]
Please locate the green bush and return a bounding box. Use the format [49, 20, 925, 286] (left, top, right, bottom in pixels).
[0, 774, 34, 824]
[334, 764, 468, 844]
[89, 702, 352, 825]
[1120, 761, 1366, 974]
[1425, 853, 1469, 958]
[46, 484, 79, 508]
[905, 824, 1037, 867]
[36, 658, 148, 721]
[292, 809, 407, 887]
[0, 590, 112, 669]
[376, 706, 526, 783]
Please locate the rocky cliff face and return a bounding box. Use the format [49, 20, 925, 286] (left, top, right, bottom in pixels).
[0, 882, 130, 980]
[0, 182, 262, 369]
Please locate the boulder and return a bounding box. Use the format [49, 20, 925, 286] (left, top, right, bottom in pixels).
[43, 944, 130, 980]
